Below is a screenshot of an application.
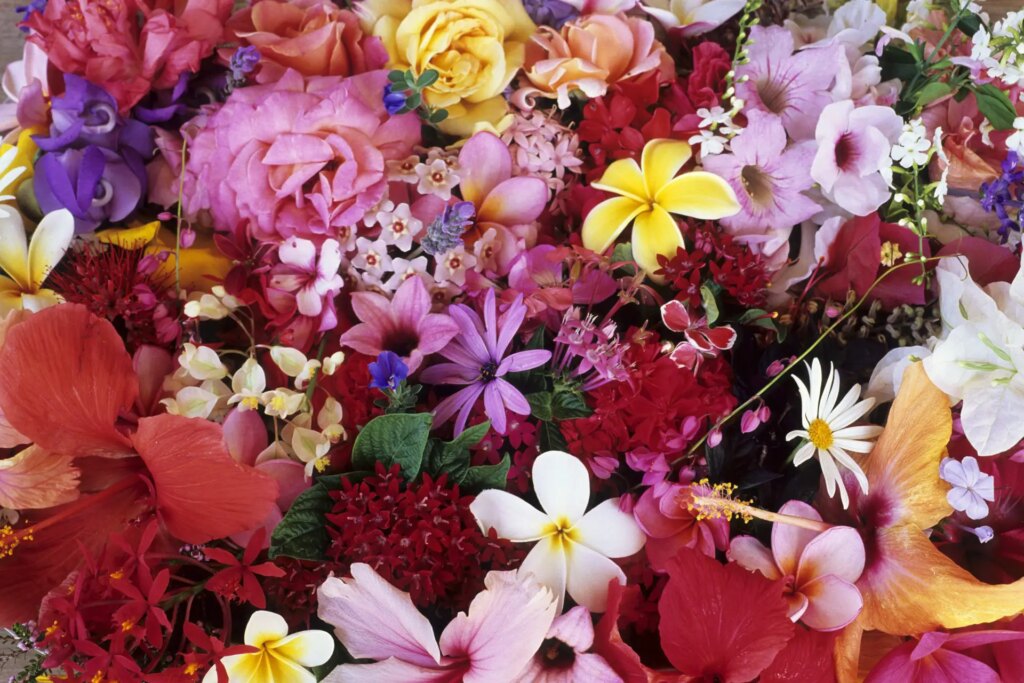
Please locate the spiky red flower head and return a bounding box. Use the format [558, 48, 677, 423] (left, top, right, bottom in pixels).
[324, 463, 525, 615]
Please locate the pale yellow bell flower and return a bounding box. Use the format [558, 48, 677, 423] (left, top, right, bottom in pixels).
[0, 209, 74, 315]
[202, 610, 334, 683]
[581, 138, 739, 278]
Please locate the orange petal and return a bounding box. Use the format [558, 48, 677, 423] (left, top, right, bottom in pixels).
[863, 362, 953, 530]
[0, 446, 80, 510]
[0, 304, 136, 457]
[132, 415, 279, 544]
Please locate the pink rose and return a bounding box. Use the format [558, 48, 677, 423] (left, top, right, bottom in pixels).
[184, 69, 421, 242]
[228, 0, 387, 82]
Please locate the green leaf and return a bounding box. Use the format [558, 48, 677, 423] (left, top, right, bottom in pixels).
[461, 455, 511, 493]
[957, 12, 982, 37]
[914, 81, 952, 108]
[387, 70, 407, 83]
[879, 44, 921, 82]
[429, 109, 449, 123]
[269, 474, 343, 561]
[538, 420, 568, 452]
[351, 413, 432, 481]
[737, 308, 778, 332]
[402, 70, 417, 88]
[551, 385, 591, 420]
[526, 392, 554, 422]
[424, 420, 491, 482]
[974, 84, 1018, 130]
[700, 284, 720, 325]
[405, 92, 422, 110]
[416, 69, 439, 88]
[611, 243, 635, 274]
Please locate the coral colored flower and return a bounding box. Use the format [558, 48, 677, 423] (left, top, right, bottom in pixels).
[184, 69, 420, 242]
[202, 610, 334, 683]
[356, 0, 537, 137]
[0, 305, 277, 625]
[640, 0, 744, 36]
[517, 605, 621, 682]
[633, 481, 729, 571]
[340, 275, 459, 374]
[658, 549, 795, 683]
[581, 138, 739, 276]
[229, 0, 387, 83]
[728, 500, 865, 631]
[520, 14, 673, 109]
[420, 288, 551, 435]
[471, 450, 646, 612]
[317, 563, 557, 681]
[0, 209, 74, 314]
[811, 100, 903, 216]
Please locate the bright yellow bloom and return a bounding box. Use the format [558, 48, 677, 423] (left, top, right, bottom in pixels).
[0, 209, 74, 314]
[202, 610, 334, 683]
[0, 128, 43, 206]
[357, 0, 536, 137]
[581, 138, 739, 277]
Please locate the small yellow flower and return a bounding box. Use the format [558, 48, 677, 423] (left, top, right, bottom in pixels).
[581, 138, 739, 278]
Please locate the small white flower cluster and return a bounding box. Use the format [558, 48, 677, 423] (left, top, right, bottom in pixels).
[890, 118, 931, 169]
[688, 106, 741, 159]
[1007, 93, 1024, 157]
[971, 11, 1024, 88]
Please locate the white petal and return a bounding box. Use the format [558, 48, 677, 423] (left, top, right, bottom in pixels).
[785, 429, 810, 443]
[819, 452, 850, 509]
[964, 492, 991, 521]
[828, 397, 877, 430]
[532, 450, 591, 524]
[793, 442, 817, 467]
[245, 610, 290, 647]
[271, 629, 336, 667]
[793, 375, 814, 427]
[831, 438, 875, 454]
[830, 425, 883, 441]
[571, 498, 646, 559]
[27, 209, 74, 290]
[470, 490, 552, 542]
[520, 538, 569, 613]
[818, 363, 841, 418]
[564, 541, 626, 613]
[0, 211, 29, 288]
[826, 383, 862, 425]
[828, 447, 869, 495]
[960, 456, 982, 485]
[939, 458, 969, 488]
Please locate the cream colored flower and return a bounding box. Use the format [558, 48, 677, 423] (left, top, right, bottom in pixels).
[202, 610, 333, 683]
[0, 209, 74, 314]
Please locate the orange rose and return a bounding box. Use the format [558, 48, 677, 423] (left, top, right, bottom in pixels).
[518, 13, 673, 109]
[228, 0, 387, 82]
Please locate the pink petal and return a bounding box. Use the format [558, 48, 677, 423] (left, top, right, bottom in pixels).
[415, 313, 460, 356]
[339, 322, 384, 357]
[772, 500, 823, 577]
[483, 382, 508, 434]
[478, 177, 548, 226]
[547, 606, 596, 651]
[323, 660, 451, 683]
[0, 447, 79, 510]
[256, 459, 308, 510]
[798, 575, 863, 631]
[727, 536, 782, 580]
[458, 132, 512, 206]
[391, 276, 430, 328]
[222, 408, 269, 467]
[795, 526, 866, 586]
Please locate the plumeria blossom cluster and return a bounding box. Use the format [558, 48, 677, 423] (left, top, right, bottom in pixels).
[3, 0, 1024, 682]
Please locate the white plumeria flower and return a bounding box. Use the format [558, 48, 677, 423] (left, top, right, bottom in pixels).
[940, 456, 996, 520]
[891, 118, 931, 169]
[201, 610, 333, 683]
[0, 209, 74, 313]
[470, 450, 646, 612]
[786, 359, 882, 509]
[228, 357, 267, 411]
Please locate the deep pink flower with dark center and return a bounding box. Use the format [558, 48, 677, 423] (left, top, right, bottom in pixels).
[420, 288, 552, 435]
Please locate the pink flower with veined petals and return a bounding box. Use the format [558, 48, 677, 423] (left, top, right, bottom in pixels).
[516, 605, 622, 682]
[266, 236, 344, 334]
[317, 564, 557, 681]
[727, 500, 865, 632]
[633, 481, 730, 572]
[339, 276, 459, 373]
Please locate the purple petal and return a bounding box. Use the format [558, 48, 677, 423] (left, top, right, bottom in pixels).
[494, 378, 530, 416]
[498, 349, 552, 375]
[495, 295, 527, 359]
[483, 382, 508, 434]
[447, 304, 490, 365]
[420, 362, 479, 386]
[482, 287, 498, 359]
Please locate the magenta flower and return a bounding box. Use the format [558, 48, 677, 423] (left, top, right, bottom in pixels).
[339, 276, 459, 373]
[516, 605, 621, 682]
[702, 112, 821, 263]
[735, 25, 844, 140]
[420, 288, 551, 435]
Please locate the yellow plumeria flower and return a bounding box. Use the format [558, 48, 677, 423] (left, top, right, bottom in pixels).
[202, 610, 334, 683]
[581, 138, 740, 277]
[0, 209, 74, 314]
[0, 128, 42, 217]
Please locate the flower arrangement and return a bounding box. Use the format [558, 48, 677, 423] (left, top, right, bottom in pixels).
[2, 0, 1024, 681]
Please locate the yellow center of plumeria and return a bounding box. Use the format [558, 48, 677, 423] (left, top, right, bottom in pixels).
[808, 418, 834, 450]
[544, 516, 580, 549]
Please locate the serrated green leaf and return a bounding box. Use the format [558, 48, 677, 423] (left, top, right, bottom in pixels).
[461, 455, 511, 492]
[538, 420, 568, 452]
[551, 386, 591, 420]
[700, 284, 720, 325]
[351, 413, 432, 481]
[974, 84, 1018, 130]
[526, 392, 553, 422]
[416, 69, 439, 88]
[269, 475, 342, 560]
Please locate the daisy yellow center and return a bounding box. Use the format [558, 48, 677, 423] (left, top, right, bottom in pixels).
[808, 418, 834, 450]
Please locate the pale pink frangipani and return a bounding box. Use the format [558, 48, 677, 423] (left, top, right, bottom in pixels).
[316, 563, 557, 683]
[727, 500, 865, 631]
[515, 605, 622, 683]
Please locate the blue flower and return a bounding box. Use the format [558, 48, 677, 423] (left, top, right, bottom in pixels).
[980, 151, 1024, 243]
[382, 84, 408, 116]
[369, 351, 409, 391]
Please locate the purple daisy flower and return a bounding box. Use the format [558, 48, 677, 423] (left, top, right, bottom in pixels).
[420, 288, 551, 435]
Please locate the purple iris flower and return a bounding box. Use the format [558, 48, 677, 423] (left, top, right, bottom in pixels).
[420, 288, 551, 435]
[34, 146, 147, 233]
[135, 69, 232, 126]
[34, 75, 153, 157]
[369, 351, 410, 391]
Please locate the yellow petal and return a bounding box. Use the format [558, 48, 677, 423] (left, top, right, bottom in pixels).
[592, 158, 647, 202]
[631, 204, 683, 277]
[96, 221, 161, 249]
[150, 228, 233, 293]
[0, 279, 24, 316]
[0, 212, 29, 289]
[656, 171, 740, 220]
[27, 210, 74, 291]
[640, 139, 692, 196]
[581, 196, 644, 255]
[863, 362, 952, 530]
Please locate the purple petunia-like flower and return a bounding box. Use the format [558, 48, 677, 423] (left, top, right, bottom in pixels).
[420, 288, 551, 435]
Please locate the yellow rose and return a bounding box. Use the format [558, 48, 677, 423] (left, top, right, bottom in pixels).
[357, 0, 536, 138]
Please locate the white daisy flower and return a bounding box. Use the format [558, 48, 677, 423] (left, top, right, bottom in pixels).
[786, 359, 883, 509]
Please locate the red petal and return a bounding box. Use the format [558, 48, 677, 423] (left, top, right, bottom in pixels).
[658, 549, 795, 683]
[759, 627, 837, 682]
[132, 415, 278, 544]
[660, 300, 692, 332]
[0, 304, 136, 457]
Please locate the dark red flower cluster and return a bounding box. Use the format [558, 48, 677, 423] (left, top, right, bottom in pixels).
[562, 335, 737, 466]
[47, 243, 179, 350]
[325, 463, 524, 613]
[319, 351, 385, 467]
[657, 222, 772, 308]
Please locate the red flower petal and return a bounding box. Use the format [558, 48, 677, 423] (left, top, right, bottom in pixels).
[759, 626, 837, 682]
[658, 549, 795, 683]
[131, 414, 278, 544]
[0, 304, 136, 457]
